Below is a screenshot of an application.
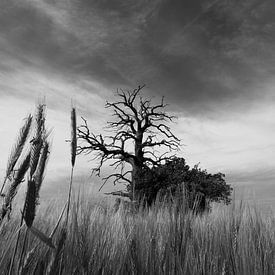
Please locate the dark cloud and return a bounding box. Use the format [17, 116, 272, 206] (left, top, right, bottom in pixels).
[0, 0, 274, 116]
[142, 0, 275, 113]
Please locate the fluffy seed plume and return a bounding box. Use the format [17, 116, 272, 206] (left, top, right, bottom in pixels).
[0, 153, 31, 223]
[0, 115, 32, 195]
[71, 107, 77, 167]
[24, 179, 37, 228]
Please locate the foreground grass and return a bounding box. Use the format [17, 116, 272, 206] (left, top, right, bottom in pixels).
[0, 196, 274, 275]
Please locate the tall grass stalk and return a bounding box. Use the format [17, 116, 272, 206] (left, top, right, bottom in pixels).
[65, 107, 77, 227]
[0, 114, 32, 196]
[0, 153, 30, 225]
[8, 104, 48, 274]
[46, 228, 67, 275]
[34, 141, 49, 202]
[1, 196, 274, 274]
[17, 203, 67, 274]
[1, 103, 275, 274]
[58, 107, 77, 274]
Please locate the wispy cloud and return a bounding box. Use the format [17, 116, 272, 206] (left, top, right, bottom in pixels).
[0, 0, 274, 193]
[1, 0, 274, 115]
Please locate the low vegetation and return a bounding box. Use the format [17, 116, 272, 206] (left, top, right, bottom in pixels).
[0, 195, 275, 274]
[0, 94, 274, 274]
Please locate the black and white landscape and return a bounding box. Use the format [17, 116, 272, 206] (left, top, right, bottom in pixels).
[0, 1, 274, 274]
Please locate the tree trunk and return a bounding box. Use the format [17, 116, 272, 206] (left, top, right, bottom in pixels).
[132, 131, 143, 201]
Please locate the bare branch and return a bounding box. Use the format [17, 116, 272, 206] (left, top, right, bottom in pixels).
[99, 171, 132, 191]
[77, 85, 181, 200]
[77, 117, 136, 176]
[104, 191, 131, 199]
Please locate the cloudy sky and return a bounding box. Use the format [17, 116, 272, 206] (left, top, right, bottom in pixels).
[0, 0, 275, 202]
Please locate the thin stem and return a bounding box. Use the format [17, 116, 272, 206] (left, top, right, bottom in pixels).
[50, 202, 68, 239]
[65, 166, 74, 227]
[132, 181, 135, 202]
[14, 202, 67, 273]
[59, 166, 74, 274]
[8, 184, 29, 275]
[8, 208, 25, 275]
[0, 225, 24, 268]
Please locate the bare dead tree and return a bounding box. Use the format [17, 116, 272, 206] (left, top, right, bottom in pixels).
[77, 85, 180, 201]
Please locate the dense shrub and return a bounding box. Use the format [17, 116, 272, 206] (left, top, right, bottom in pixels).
[135, 157, 233, 212]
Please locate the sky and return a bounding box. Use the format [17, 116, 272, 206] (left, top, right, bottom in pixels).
[0, 0, 275, 203]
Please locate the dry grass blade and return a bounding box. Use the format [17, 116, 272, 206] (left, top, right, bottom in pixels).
[46, 228, 67, 275]
[0, 114, 32, 195]
[0, 153, 31, 223]
[20, 202, 67, 273]
[24, 180, 37, 228]
[50, 202, 67, 239]
[19, 246, 37, 275]
[71, 107, 77, 167]
[0, 224, 24, 268]
[29, 226, 55, 249]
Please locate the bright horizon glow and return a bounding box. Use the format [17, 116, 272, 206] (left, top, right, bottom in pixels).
[0, 0, 274, 202]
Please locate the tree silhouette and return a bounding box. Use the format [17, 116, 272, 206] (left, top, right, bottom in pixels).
[136, 157, 233, 211]
[77, 85, 180, 201]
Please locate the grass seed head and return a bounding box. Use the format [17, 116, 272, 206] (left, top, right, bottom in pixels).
[71, 107, 77, 167]
[34, 141, 50, 204]
[4, 114, 32, 183]
[24, 179, 37, 228]
[30, 104, 46, 178]
[0, 153, 31, 223]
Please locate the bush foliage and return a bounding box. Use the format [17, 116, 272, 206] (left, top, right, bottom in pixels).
[134, 157, 233, 211]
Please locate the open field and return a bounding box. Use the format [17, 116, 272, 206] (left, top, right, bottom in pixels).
[1, 1, 275, 274]
[0, 195, 275, 275]
[0, 104, 274, 274]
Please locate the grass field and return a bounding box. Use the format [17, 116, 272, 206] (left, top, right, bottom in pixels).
[0, 195, 274, 274]
[0, 104, 274, 274]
